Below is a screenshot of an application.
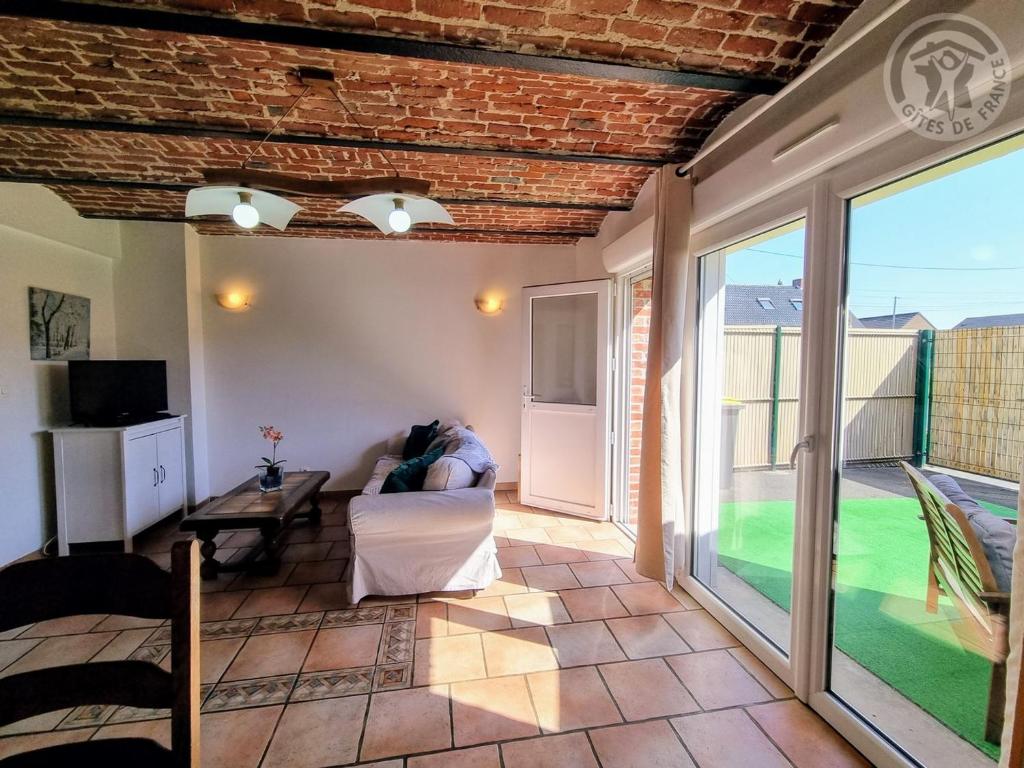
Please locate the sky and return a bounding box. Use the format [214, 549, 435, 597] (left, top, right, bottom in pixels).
[723, 140, 1024, 330]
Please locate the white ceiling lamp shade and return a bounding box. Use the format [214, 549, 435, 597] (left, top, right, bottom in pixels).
[339, 194, 455, 235]
[185, 186, 302, 231]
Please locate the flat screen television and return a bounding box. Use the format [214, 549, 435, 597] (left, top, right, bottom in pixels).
[68, 360, 169, 426]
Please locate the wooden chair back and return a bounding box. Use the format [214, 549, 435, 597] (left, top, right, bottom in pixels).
[0, 541, 199, 767]
[902, 462, 1006, 655]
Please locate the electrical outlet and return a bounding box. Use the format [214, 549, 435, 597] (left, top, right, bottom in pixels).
[0, 385, 9, 399]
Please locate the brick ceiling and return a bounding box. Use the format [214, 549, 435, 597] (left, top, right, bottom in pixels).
[0, 0, 862, 243]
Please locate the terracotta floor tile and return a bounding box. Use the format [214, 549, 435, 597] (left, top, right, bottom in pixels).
[223, 630, 314, 681]
[446, 597, 512, 635]
[233, 586, 309, 618]
[475, 567, 529, 598]
[416, 601, 447, 639]
[504, 528, 552, 545]
[497, 546, 541, 568]
[569, 560, 632, 587]
[558, 587, 629, 622]
[481, 627, 558, 676]
[407, 745, 501, 768]
[228, 564, 297, 591]
[0, 729, 96, 760]
[90, 628, 156, 662]
[666, 650, 771, 709]
[521, 564, 581, 591]
[315, 524, 349, 542]
[327, 541, 351, 560]
[287, 559, 346, 585]
[0, 710, 72, 737]
[93, 718, 171, 748]
[0, 639, 41, 672]
[671, 709, 790, 768]
[304, 625, 382, 672]
[546, 525, 595, 544]
[20, 615, 105, 638]
[515, 512, 564, 529]
[747, 700, 870, 768]
[599, 658, 700, 720]
[590, 720, 695, 768]
[360, 686, 452, 760]
[201, 591, 250, 621]
[1, 632, 116, 676]
[492, 513, 525, 531]
[728, 647, 793, 698]
[201, 704, 282, 768]
[262, 695, 368, 768]
[534, 543, 588, 565]
[611, 582, 686, 615]
[545, 621, 626, 667]
[298, 583, 354, 612]
[526, 666, 622, 733]
[414, 635, 486, 685]
[200, 637, 246, 684]
[451, 676, 539, 746]
[504, 593, 571, 628]
[281, 542, 333, 563]
[613, 559, 652, 583]
[579, 539, 632, 561]
[91, 615, 164, 632]
[663, 610, 738, 651]
[221, 531, 263, 549]
[493, 535, 510, 548]
[605, 616, 690, 659]
[501, 731, 599, 768]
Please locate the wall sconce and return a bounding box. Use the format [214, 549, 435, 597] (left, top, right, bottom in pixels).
[475, 295, 504, 316]
[216, 292, 251, 311]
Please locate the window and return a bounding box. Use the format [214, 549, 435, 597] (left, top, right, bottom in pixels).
[756, 297, 775, 310]
[790, 299, 803, 310]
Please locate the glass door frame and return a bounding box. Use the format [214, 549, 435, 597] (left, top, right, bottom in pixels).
[611, 264, 653, 537]
[682, 114, 1024, 768]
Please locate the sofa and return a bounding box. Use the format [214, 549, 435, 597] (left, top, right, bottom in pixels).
[347, 425, 501, 603]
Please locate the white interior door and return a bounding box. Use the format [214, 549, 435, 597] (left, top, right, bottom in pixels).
[521, 280, 611, 519]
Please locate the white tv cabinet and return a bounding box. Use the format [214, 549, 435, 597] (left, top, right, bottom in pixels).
[51, 415, 187, 555]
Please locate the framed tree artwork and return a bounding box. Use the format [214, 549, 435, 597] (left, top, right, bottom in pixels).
[29, 287, 91, 361]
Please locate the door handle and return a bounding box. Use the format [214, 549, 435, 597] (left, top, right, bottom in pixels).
[153, 468, 159, 487]
[789, 436, 814, 469]
[160, 465, 166, 483]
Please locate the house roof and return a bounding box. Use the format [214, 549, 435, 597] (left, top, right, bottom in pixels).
[858, 312, 930, 329]
[725, 284, 805, 326]
[0, 1, 863, 243]
[955, 313, 1024, 330]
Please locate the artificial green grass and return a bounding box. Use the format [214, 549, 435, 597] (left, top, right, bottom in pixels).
[718, 496, 1017, 760]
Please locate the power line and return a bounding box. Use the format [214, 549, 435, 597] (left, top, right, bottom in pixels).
[747, 247, 1024, 271]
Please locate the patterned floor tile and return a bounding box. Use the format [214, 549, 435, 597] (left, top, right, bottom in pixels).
[140, 625, 172, 646]
[373, 662, 413, 692]
[378, 621, 415, 664]
[200, 618, 258, 640]
[56, 704, 115, 730]
[322, 607, 386, 628]
[203, 674, 297, 712]
[386, 604, 417, 623]
[252, 612, 324, 635]
[129, 643, 169, 665]
[291, 667, 374, 701]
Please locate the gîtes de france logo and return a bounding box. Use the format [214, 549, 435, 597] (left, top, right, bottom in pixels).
[885, 14, 1010, 140]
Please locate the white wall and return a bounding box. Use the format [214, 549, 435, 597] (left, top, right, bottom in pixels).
[0, 185, 119, 565]
[199, 235, 577, 492]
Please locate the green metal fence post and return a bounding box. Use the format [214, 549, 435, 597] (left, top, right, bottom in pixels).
[912, 329, 934, 467]
[769, 324, 783, 469]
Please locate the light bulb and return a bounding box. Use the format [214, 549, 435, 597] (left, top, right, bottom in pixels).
[388, 199, 412, 233]
[231, 191, 260, 229]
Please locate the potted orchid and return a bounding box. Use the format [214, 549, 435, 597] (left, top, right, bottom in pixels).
[256, 425, 286, 492]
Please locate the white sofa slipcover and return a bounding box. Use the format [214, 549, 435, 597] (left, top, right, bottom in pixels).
[347, 438, 501, 603]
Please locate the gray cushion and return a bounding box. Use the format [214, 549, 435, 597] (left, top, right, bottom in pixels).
[423, 455, 479, 491]
[930, 474, 1014, 592]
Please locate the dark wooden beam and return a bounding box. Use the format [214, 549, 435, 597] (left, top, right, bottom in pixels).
[16, 174, 631, 211]
[0, 114, 664, 168]
[79, 212, 597, 238]
[4, 0, 783, 95]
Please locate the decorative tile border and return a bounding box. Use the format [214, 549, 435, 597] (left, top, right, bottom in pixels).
[322, 607, 386, 628]
[141, 625, 172, 646]
[386, 605, 417, 623]
[57, 704, 116, 730]
[253, 612, 324, 635]
[203, 675, 297, 712]
[200, 618, 258, 640]
[290, 667, 373, 702]
[130, 644, 169, 665]
[373, 662, 412, 692]
[377, 621, 414, 665]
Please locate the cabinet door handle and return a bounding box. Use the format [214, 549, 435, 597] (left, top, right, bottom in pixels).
[160, 465, 166, 483]
[153, 468, 159, 487]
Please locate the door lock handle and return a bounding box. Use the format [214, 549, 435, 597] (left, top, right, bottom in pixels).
[789, 436, 814, 469]
[153, 468, 159, 487]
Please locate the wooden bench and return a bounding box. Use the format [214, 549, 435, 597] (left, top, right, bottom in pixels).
[181, 470, 329, 580]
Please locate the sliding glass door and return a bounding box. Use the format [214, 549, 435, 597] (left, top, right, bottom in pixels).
[692, 219, 808, 654]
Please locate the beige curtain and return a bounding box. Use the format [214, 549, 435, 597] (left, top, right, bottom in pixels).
[634, 165, 694, 587]
[1000, 458, 1024, 766]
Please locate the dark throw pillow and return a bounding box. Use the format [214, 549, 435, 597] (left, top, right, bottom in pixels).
[382, 447, 444, 493]
[402, 419, 440, 460]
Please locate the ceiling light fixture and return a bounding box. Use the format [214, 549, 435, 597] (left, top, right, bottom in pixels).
[184, 68, 454, 235]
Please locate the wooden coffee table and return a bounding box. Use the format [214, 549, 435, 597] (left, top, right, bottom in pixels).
[181, 470, 330, 580]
